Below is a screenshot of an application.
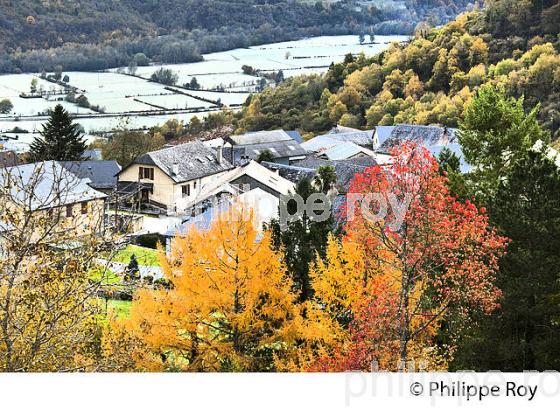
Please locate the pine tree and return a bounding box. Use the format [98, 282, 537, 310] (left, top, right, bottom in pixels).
[126, 254, 140, 281]
[454, 147, 560, 371]
[268, 172, 336, 302]
[28, 104, 87, 162]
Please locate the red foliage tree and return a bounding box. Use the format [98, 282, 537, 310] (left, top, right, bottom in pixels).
[336, 143, 508, 367]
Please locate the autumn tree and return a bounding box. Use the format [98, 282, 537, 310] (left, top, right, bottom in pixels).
[0, 162, 117, 371]
[101, 124, 165, 168]
[104, 207, 304, 371]
[344, 143, 507, 365]
[306, 235, 400, 371]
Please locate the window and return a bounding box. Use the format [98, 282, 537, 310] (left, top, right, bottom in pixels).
[81, 202, 88, 215]
[66, 205, 73, 218]
[182, 184, 190, 197]
[193, 181, 197, 190]
[139, 167, 154, 180]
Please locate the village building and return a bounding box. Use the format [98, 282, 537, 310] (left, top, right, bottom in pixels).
[373, 124, 470, 171]
[61, 160, 121, 194]
[301, 125, 375, 161]
[116, 140, 234, 214]
[0, 161, 107, 240]
[224, 130, 307, 165]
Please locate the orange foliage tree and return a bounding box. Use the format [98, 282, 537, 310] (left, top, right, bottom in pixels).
[104, 207, 307, 371]
[307, 235, 400, 371]
[316, 143, 508, 370]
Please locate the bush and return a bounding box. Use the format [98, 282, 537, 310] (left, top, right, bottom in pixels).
[135, 233, 166, 249]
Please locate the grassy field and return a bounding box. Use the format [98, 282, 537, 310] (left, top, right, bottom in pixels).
[111, 245, 162, 267]
[99, 299, 132, 319]
[89, 266, 122, 284]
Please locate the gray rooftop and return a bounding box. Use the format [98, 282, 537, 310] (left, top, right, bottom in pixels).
[319, 142, 374, 161]
[227, 140, 308, 163]
[228, 130, 293, 145]
[374, 125, 396, 147]
[260, 161, 317, 184]
[302, 129, 374, 153]
[61, 160, 121, 190]
[378, 124, 457, 153]
[83, 149, 103, 160]
[285, 130, 304, 144]
[132, 140, 234, 183]
[283, 156, 378, 192]
[325, 125, 374, 146]
[0, 161, 107, 211]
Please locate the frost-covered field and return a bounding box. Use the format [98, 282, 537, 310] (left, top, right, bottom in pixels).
[130, 35, 407, 91]
[0, 35, 405, 150]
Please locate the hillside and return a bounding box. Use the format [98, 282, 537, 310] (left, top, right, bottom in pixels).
[0, 0, 472, 73]
[236, 0, 560, 139]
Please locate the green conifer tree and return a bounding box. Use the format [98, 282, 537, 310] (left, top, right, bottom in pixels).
[28, 104, 87, 162]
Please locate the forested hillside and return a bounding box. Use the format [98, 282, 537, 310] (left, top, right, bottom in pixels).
[236, 0, 560, 139]
[0, 0, 472, 73]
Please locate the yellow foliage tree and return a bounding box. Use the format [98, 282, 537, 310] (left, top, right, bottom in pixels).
[104, 207, 306, 372]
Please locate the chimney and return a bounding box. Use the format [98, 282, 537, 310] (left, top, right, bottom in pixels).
[172, 161, 179, 176]
[217, 145, 223, 165]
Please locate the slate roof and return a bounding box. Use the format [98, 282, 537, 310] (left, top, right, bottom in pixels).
[287, 156, 378, 192]
[229, 140, 308, 162]
[374, 125, 396, 148]
[301, 135, 339, 152]
[326, 126, 374, 146]
[286, 130, 304, 144]
[0, 161, 107, 211]
[228, 130, 293, 145]
[378, 124, 457, 153]
[130, 140, 234, 183]
[260, 161, 316, 184]
[61, 160, 121, 190]
[187, 160, 295, 207]
[319, 142, 375, 161]
[302, 129, 374, 153]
